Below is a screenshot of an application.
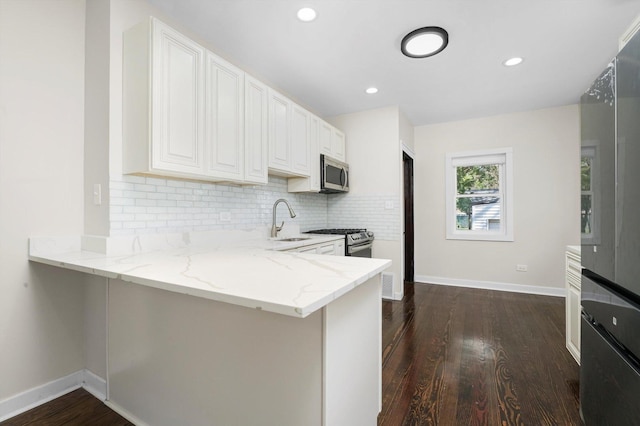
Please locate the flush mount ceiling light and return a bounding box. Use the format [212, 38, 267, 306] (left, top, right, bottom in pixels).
[401, 26, 448, 58]
[503, 57, 524, 67]
[365, 87, 378, 94]
[297, 7, 317, 22]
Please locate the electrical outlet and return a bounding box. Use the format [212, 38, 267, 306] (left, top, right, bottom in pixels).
[219, 212, 231, 222]
[516, 264, 528, 272]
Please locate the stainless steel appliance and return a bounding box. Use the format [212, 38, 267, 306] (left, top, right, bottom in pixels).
[580, 30, 640, 425]
[305, 228, 373, 257]
[320, 155, 349, 193]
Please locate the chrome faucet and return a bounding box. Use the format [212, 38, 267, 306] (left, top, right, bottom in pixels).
[271, 198, 296, 238]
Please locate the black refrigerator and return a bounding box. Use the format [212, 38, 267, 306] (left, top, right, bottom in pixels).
[580, 29, 640, 425]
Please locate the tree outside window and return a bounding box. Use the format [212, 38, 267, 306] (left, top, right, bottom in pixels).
[581, 156, 592, 235]
[455, 164, 500, 231]
[446, 148, 513, 241]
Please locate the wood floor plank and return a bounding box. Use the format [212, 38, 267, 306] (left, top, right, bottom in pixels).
[0, 388, 133, 426]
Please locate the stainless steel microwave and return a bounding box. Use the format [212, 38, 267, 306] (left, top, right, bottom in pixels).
[320, 154, 349, 193]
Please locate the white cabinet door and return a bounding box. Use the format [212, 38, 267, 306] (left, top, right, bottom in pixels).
[298, 246, 319, 254]
[290, 104, 310, 176]
[244, 75, 269, 184]
[565, 248, 581, 364]
[286, 239, 344, 256]
[151, 20, 205, 175]
[332, 128, 346, 161]
[268, 90, 291, 172]
[288, 114, 320, 192]
[319, 122, 333, 157]
[319, 121, 346, 162]
[204, 52, 244, 181]
[316, 243, 336, 255]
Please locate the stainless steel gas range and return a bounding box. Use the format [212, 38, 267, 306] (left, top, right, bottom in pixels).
[305, 228, 374, 257]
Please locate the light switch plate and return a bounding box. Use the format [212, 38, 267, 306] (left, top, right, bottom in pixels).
[93, 184, 102, 205]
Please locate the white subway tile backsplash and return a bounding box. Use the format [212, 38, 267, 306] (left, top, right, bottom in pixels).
[110, 175, 330, 235]
[109, 175, 400, 240]
[327, 193, 401, 241]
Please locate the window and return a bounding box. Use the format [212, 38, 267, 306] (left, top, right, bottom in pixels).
[581, 144, 599, 244]
[446, 148, 513, 241]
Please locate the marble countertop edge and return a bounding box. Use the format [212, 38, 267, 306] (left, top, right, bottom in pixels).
[28, 234, 392, 319]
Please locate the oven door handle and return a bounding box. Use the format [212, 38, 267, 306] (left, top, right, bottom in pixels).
[348, 241, 373, 254]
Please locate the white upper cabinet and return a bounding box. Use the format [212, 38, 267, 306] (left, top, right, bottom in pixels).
[268, 89, 292, 173]
[124, 17, 205, 177]
[290, 104, 310, 176]
[332, 129, 346, 161]
[267, 90, 311, 177]
[319, 122, 333, 157]
[204, 51, 244, 181]
[244, 75, 269, 184]
[288, 114, 320, 192]
[123, 17, 342, 188]
[123, 18, 269, 185]
[319, 121, 346, 162]
[153, 21, 205, 174]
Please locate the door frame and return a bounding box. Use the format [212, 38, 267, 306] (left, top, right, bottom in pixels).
[402, 148, 415, 284]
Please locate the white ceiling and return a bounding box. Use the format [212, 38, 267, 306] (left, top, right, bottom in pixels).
[147, 0, 640, 126]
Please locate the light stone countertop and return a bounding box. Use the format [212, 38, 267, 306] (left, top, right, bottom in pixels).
[28, 230, 391, 318]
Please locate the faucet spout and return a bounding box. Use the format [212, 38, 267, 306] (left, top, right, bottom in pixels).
[271, 199, 296, 238]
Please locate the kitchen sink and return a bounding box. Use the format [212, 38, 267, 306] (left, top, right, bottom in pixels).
[278, 237, 311, 242]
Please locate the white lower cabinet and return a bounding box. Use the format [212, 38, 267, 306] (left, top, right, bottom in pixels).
[566, 246, 581, 364]
[288, 239, 345, 256]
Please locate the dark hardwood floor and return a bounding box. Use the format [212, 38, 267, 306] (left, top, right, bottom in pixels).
[2, 282, 580, 425]
[0, 389, 132, 426]
[379, 282, 581, 426]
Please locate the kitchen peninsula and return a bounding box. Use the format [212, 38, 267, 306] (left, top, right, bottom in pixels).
[29, 230, 391, 425]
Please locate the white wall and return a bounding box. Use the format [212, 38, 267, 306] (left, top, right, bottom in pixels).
[0, 0, 87, 401]
[414, 105, 580, 293]
[84, 0, 111, 236]
[329, 106, 404, 299]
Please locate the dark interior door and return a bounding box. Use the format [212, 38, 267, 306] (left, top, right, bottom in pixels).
[403, 152, 414, 282]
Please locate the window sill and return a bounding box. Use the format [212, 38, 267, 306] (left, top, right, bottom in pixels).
[446, 231, 514, 242]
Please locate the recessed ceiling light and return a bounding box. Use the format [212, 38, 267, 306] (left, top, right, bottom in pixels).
[297, 7, 317, 22]
[503, 57, 524, 67]
[365, 87, 378, 94]
[401, 26, 448, 58]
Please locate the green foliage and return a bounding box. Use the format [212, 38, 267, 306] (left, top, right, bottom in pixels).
[581, 157, 591, 191]
[455, 165, 499, 229]
[456, 165, 499, 195]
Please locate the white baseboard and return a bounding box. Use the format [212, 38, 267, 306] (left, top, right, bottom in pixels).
[0, 369, 107, 422]
[81, 369, 107, 401]
[414, 275, 565, 298]
[105, 400, 150, 426]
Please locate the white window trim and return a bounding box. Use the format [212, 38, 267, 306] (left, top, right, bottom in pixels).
[445, 147, 514, 242]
